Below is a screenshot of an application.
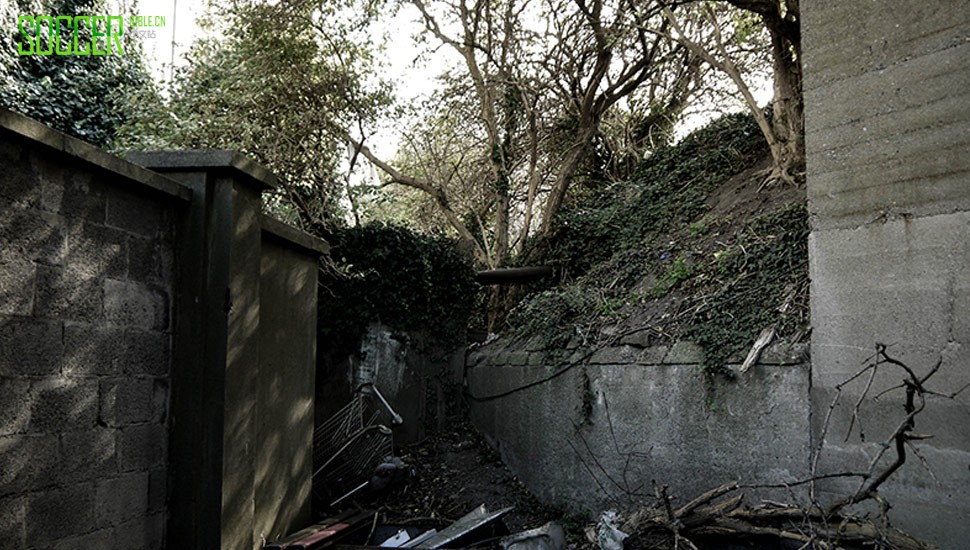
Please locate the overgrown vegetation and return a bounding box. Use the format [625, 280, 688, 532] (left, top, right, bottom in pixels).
[509, 112, 809, 375]
[318, 223, 478, 355]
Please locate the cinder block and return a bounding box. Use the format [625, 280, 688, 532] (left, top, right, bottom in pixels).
[57, 429, 117, 484]
[63, 322, 125, 377]
[61, 171, 106, 223]
[34, 265, 104, 322]
[65, 221, 128, 280]
[0, 378, 31, 436]
[0, 317, 63, 377]
[0, 495, 25, 549]
[0, 435, 59, 496]
[0, 259, 35, 316]
[0, 205, 67, 265]
[104, 280, 168, 331]
[127, 236, 171, 285]
[106, 191, 163, 237]
[28, 378, 98, 434]
[52, 528, 115, 550]
[115, 512, 165, 550]
[122, 330, 171, 377]
[25, 483, 97, 546]
[95, 472, 149, 528]
[118, 424, 166, 472]
[99, 378, 155, 427]
[147, 468, 166, 514]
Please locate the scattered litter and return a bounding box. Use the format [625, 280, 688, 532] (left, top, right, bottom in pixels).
[500, 522, 566, 550]
[263, 510, 374, 549]
[596, 510, 628, 550]
[414, 504, 514, 548]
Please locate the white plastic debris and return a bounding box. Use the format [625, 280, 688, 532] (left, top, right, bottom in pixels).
[596, 510, 628, 550]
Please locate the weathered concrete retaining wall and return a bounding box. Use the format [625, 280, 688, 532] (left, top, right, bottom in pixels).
[467, 339, 811, 511]
[804, 1, 970, 547]
[1, 110, 328, 549]
[318, 323, 466, 446]
[0, 110, 187, 548]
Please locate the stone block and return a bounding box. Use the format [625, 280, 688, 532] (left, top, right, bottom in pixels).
[104, 280, 168, 331]
[0, 317, 63, 377]
[65, 222, 128, 279]
[122, 330, 171, 377]
[635, 345, 668, 365]
[96, 473, 149, 528]
[63, 322, 125, 376]
[759, 342, 811, 365]
[99, 378, 156, 427]
[106, 191, 163, 237]
[57, 429, 118, 484]
[34, 265, 104, 322]
[115, 512, 165, 550]
[26, 483, 97, 546]
[589, 345, 639, 365]
[127, 236, 171, 285]
[663, 341, 705, 364]
[0, 205, 68, 266]
[0, 435, 59, 496]
[118, 424, 166, 472]
[0, 495, 24, 549]
[28, 378, 98, 434]
[619, 329, 653, 348]
[0, 259, 35, 316]
[0, 378, 31, 436]
[147, 468, 166, 514]
[52, 528, 115, 550]
[507, 351, 529, 366]
[61, 171, 106, 223]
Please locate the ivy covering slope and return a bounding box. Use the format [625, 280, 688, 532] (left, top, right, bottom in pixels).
[510, 112, 809, 375]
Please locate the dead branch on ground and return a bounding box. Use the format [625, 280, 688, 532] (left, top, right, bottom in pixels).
[578, 343, 955, 549]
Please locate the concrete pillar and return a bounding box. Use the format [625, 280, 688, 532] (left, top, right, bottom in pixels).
[126, 151, 274, 549]
[803, 1, 970, 546]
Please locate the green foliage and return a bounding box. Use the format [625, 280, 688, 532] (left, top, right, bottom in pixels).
[0, 0, 154, 148]
[507, 111, 808, 379]
[116, 0, 393, 230]
[546, 112, 767, 279]
[651, 254, 693, 298]
[683, 202, 809, 377]
[318, 223, 478, 353]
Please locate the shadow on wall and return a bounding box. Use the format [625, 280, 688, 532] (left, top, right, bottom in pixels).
[0, 135, 171, 548]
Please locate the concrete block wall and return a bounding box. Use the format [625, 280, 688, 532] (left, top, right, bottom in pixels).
[466, 339, 811, 512]
[0, 112, 187, 549]
[803, 1, 970, 546]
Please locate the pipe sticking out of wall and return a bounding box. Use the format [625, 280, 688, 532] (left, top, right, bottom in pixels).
[475, 266, 554, 285]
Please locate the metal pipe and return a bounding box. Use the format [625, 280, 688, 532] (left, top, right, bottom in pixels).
[475, 266, 553, 285]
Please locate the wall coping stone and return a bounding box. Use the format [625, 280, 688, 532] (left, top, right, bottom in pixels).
[0, 108, 192, 203]
[260, 214, 330, 255]
[126, 149, 278, 192]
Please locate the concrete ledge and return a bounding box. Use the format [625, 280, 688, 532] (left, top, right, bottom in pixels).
[0, 108, 191, 203]
[126, 150, 278, 192]
[260, 215, 330, 255]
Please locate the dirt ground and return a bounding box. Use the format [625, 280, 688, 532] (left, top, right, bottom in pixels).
[374, 420, 561, 535]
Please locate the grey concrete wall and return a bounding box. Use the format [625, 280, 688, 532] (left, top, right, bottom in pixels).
[0, 111, 187, 548]
[466, 339, 811, 512]
[803, 1, 970, 546]
[255, 221, 323, 544]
